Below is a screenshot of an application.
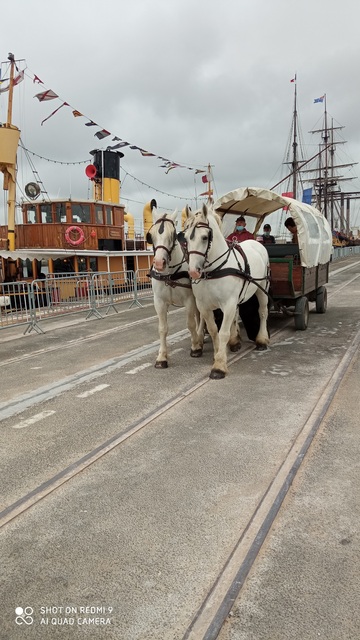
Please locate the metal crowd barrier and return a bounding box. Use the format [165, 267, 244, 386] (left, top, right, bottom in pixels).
[0, 281, 33, 332]
[332, 245, 360, 260]
[0, 269, 155, 334]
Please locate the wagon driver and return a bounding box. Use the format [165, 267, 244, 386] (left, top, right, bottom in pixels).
[226, 215, 254, 243]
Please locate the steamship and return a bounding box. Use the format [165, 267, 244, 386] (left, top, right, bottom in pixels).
[0, 55, 155, 283]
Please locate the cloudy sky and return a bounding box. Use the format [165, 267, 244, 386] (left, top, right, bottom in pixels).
[1, 0, 360, 232]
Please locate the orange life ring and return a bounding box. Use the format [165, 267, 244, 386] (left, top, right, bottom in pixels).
[65, 225, 85, 246]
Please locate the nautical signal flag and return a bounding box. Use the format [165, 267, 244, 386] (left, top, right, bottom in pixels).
[201, 175, 208, 183]
[290, 76, 296, 83]
[282, 192, 293, 211]
[94, 129, 111, 139]
[34, 89, 59, 101]
[314, 95, 325, 103]
[302, 188, 312, 204]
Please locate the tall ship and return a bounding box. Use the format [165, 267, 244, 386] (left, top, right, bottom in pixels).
[273, 78, 360, 243]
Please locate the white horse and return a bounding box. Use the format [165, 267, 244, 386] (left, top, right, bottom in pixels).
[181, 203, 270, 379]
[147, 208, 204, 368]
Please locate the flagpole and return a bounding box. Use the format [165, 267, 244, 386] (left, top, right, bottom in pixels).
[6, 54, 15, 126]
[207, 163, 213, 205]
[194, 172, 198, 208]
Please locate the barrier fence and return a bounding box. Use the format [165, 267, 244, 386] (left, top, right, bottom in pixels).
[0, 246, 359, 335]
[0, 269, 153, 334]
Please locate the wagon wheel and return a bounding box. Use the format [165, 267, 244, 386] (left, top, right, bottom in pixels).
[315, 286, 327, 314]
[294, 296, 309, 331]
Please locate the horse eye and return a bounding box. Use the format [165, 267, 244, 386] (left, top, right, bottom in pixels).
[146, 232, 153, 244]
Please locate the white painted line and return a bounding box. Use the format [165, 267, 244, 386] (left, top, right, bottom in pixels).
[125, 362, 153, 375]
[12, 410, 56, 429]
[76, 384, 110, 398]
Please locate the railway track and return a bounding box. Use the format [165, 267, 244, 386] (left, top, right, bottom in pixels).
[0, 261, 359, 639]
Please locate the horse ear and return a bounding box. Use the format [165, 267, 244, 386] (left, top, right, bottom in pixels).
[152, 208, 160, 222]
[202, 203, 208, 218]
[170, 209, 178, 225]
[184, 205, 191, 219]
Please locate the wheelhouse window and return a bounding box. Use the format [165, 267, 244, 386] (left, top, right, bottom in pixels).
[72, 204, 91, 224]
[95, 206, 104, 224]
[26, 206, 37, 224]
[105, 206, 113, 225]
[40, 204, 53, 224]
[55, 203, 66, 223]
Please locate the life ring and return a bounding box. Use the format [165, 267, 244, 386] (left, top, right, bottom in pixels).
[65, 225, 85, 246]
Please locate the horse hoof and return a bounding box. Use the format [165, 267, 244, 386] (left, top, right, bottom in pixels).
[255, 343, 268, 351]
[155, 360, 168, 368]
[190, 348, 203, 358]
[229, 342, 241, 352]
[209, 368, 226, 379]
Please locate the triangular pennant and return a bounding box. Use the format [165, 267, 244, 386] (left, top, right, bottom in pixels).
[41, 102, 69, 126]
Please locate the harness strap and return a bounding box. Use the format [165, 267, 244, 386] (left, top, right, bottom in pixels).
[148, 268, 192, 289]
[229, 241, 251, 275]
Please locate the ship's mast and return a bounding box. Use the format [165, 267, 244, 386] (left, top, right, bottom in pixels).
[305, 94, 358, 231]
[0, 53, 21, 251]
[291, 77, 298, 199]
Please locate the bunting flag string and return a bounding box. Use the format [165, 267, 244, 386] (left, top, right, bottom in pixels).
[24, 66, 206, 176]
[41, 101, 69, 126]
[0, 69, 25, 93]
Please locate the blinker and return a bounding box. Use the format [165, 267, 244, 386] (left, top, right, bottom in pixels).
[177, 231, 186, 245]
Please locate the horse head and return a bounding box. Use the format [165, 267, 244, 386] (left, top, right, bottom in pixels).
[147, 208, 179, 272]
[182, 203, 223, 279]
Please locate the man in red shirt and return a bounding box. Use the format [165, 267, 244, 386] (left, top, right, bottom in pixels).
[226, 215, 254, 243]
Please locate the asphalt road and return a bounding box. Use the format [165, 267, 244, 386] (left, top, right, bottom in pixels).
[0, 256, 359, 640]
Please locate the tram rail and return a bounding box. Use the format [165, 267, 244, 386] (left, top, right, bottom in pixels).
[0, 259, 359, 639]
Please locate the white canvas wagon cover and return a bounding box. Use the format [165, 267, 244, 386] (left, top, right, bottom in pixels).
[214, 187, 333, 268]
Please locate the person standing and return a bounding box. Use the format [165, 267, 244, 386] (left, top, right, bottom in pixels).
[284, 217, 298, 243]
[226, 216, 254, 243]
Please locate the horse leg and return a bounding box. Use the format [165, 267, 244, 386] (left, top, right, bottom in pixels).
[186, 299, 203, 357]
[228, 314, 242, 352]
[254, 288, 270, 351]
[154, 299, 170, 368]
[210, 304, 237, 379]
